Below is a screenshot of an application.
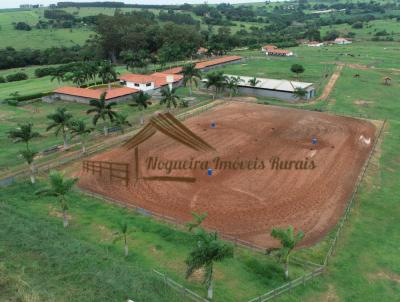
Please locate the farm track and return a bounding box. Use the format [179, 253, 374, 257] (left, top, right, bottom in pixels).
[316, 63, 345, 102]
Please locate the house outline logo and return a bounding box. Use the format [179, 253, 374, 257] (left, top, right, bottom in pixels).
[123, 112, 215, 183]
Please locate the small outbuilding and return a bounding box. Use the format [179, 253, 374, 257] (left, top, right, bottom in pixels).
[225, 75, 316, 102]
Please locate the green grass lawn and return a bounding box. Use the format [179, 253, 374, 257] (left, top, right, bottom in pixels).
[0, 181, 309, 302]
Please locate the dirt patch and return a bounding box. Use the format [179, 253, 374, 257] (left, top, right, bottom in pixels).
[48, 205, 72, 220]
[187, 268, 205, 282]
[347, 64, 370, 71]
[92, 224, 114, 242]
[354, 100, 373, 107]
[78, 102, 376, 248]
[369, 271, 400, 283]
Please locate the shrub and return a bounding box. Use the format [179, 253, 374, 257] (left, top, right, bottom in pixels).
[35, 67, 56, 78]
[5, 99, 19, 106]
[14, 22, 32, 31]
[0, 76, 5, 83]
[6, 73, 28, 82]
[352, 21, 363, 29]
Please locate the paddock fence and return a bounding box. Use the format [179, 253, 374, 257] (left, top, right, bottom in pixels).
[323, 118, 387, 266]
[153, 270, 209, 302]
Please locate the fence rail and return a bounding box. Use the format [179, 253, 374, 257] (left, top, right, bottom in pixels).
[82, 160, 130, 186]
[247, 266, 325, 302]
[153, 270, 209, 302]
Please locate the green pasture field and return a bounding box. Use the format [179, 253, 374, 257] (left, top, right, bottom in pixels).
[0, 181, 309, 302]
[321, 18, 400, 41]
[0, 9, 92, 49]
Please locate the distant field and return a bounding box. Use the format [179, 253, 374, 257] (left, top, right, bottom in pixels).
[321, 18, 400, 42]
[0, 9, 92, 49]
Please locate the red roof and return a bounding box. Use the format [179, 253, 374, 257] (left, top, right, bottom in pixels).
[162, 56, 242, 74]
[54, 87, 138, 100]
[151, 72, 183, 88]
[118, 72, 183, 88]
[267, 49, 291, 54]
[162, 66, 184, 74]
[195, 56, 242, 69]
[119, 74, 156, 84]
[263, 44, 277, 50]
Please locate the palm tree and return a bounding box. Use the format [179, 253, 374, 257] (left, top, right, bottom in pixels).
[129, 91, 151, 125]
[46, 107, 73, 148]
[186, 212, 208, 232]
[205, 71, 226, 100]
[182, 63, 202, 96]
[293, 87, 308, 100]
[35, 171, 78, 228]
[8, 123, 40, 151]
[8, 123, 40, 184]
[248, 77, 261, 87]
[86, 92, 118, 136]
[70, 120, 92, 154]
[186, 228, 234, 300]
[113, 221, 129, 257]
[160, 87, 180, 110]
[225, 76, 243, 98]
[51, 67, 65, 86]
[98, 60, 118, 90]
[271, 226, 304, 279]
[71, 69, 87, 87]
[20, 149, 37, 184]
[113, 113, 132, 134]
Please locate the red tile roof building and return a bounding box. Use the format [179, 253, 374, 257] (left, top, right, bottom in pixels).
[53, 87, 138, 101]
[162, 55, 243, 74]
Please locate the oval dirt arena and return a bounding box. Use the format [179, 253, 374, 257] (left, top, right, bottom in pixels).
[78, 102, 377, 248]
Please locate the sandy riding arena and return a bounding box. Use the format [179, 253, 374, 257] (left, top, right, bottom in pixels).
[78, 102, 376, 248]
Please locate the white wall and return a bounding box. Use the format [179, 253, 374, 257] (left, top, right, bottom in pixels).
[126, 81, 154, 91]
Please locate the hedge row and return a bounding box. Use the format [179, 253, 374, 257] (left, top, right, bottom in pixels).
[0, 72, 29, 83]
[5, 92, 52, 102]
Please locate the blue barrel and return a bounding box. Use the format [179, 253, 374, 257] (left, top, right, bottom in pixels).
[211, 122, 216, 128]
[207, 168, 213, 176]
[312, 138, 318, 145]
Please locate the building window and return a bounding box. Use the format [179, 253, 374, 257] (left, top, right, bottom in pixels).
[146, 83, 152, 87]
[134, 83, 140, 87]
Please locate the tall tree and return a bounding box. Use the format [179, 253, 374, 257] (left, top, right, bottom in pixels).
[248, 77, 261, 87]
[86, 92, 118, 136]
[290, 64, 305, 80]
[182, 63, 202, 96]
[271, 226, 304, 279]
[160, 87, 180, 110]
[186, 228, 234, 300]
[225, 76, 243, 98]
[35, 171, 78, 228]
[8, 123, 40, 151]
[98, 60, 118, 90]
[46, 107, 73, 148]
[69, 120, 92, 154]
[205, 71, 226, 100]
[129, 91, 151, 125]
[293, 87, 308, 100]
[8, 123, 40, 184]
[112, 113, 132, 134]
